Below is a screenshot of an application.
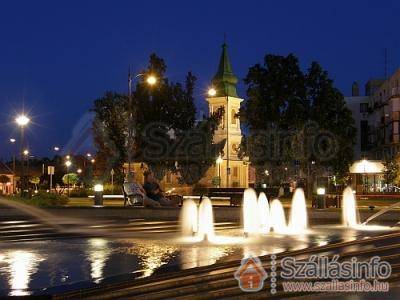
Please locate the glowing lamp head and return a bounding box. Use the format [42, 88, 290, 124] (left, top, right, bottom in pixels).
[9, 138, 16, 143]
[15, 115, 30, 127]
[216, 156, 223, 164]
[54, 146, 60, 151]
[317, 187, 326, 195]
[86, 153, 92, 157]
[146, 75, 157, 85]
[65, 160, 72, 167]
[77, 168, 82, 174]
[23, 149, 29, 156]
[208, 88, 217, 97]
[91, 159, 95, 163]
[94, 184, 104, 192]
[264, 170, 270, 176]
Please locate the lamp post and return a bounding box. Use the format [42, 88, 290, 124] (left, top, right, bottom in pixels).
[9, 138, 16, 193]
[216, 156, 223, 187]
[23, 150, 30, 194]
[15, 114, 30, 197]
[65, 160, 72, 197]
[127, 71, 157, 176]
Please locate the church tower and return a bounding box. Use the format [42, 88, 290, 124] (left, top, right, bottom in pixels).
[206, 43, 248, 188]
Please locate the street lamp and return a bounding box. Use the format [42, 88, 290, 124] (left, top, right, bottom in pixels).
[65, 160, 72, 197]
[208, 87, 217, 97]
[77, 168, 82, 174]
[15, 114, 30, 197]
[146, 75, 157, 86]
[216, 156, 223, 187]
[15, 115, 30, 127]
[54, 146, 60, 152]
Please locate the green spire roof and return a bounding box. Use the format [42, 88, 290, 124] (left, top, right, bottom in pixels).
[211, 43, 239, 97]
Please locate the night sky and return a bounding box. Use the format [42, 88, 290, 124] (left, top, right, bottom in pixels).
[1, 0, 399, 160]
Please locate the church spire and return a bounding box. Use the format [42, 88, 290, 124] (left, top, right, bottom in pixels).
[211, 43, 238, 97]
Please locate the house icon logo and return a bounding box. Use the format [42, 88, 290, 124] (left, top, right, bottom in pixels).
[235, 256, 268, 292]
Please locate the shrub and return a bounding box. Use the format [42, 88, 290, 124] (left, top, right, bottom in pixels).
[69, 188, 91, 198]
[29, 192, 69, 207]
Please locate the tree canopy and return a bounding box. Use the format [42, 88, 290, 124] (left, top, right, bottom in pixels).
[92, 54, 223, 184]
[240, 54, 356, 183]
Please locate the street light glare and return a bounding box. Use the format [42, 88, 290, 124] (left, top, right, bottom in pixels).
[216, 156, 223, 164]
[77, 168, 82, 174]
[23, 149, 29, 156]
[54, 146, 60, 151]
[9, 138, 16, 143]
[208, 88, 217, 97]
[15, 114, 30, 127]
[65, 160, 72, 167]
[146, 75, 157, 85]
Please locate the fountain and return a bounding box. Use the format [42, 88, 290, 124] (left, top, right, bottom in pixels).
[257, 192, 270, 234]
[288, 188, 308, 233]
[180, 197, 215, 242]
[269, 199, 287, 234]
[363, 201, 400, 225]
[180, 198, 198, 236]
[243, 189, 259, 236]
[197, 197, 215, 241]
[342, 187, 359, 227]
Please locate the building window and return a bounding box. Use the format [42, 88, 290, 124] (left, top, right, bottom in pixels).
[233, 166, 238, 177]
[231, 109, 237, 125]
[360, 103, 368, 113]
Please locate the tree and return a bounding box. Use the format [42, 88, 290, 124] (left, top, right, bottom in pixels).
[384, 154, 400, 186]
[92, 54, 222, 184]
[240, 54, 356, 190]
[62, 173, 79, 186]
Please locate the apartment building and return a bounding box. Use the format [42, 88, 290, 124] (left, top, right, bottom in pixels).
[345, 69, 400, 160]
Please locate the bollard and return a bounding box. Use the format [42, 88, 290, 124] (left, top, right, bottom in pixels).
[93, 184, 104, 207]
[316, 187, 326, 209]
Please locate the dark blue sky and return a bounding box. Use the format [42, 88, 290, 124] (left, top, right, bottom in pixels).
[1, 0, 399, 160]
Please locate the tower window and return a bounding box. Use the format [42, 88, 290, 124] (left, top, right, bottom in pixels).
[231, 109, 237, 125]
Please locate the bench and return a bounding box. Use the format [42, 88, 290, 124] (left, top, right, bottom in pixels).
[207, 188, 246, 206]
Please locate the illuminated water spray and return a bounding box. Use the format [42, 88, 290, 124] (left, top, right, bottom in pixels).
[270, 199, 287, 234]
[288, 188, 308, 233]
[243, 189, 259, 236]
[180, 197, 215, 241]
[342, 187, 359, 227]
[258, 192, 270, 234]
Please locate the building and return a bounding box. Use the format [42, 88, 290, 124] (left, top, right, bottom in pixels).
[206, 43, 249, 188]
[126, 44, 249, 192]
[344, 82, 369, 159]
[345, 70, 400, 160]
[0, 161, 15, 195]
[344, 69, 400, 192]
